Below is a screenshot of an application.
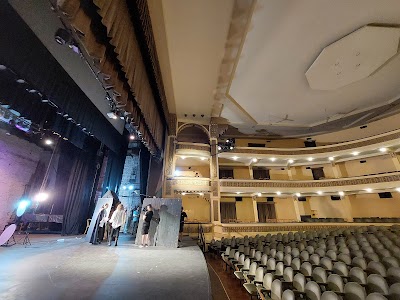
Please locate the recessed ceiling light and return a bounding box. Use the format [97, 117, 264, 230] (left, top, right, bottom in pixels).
[396, 188, 400, 192]
[352, 151, 360, 156]
[252, 158, 258, 163]
[365, 188, 372, 193]
[307, 157, 313, 161]
[232, 156, 238, 160]
[200, 157, 207, 161]
[270, 157, 276, 162]
[295, 193, 301, 197]
[339, 191, 345, 196]
[379, 147, 387, 153]
[44, 139, 53, 145]
[236, 192, 241, 194]
[182, 192, 186, 195]
[288, 159, 294, 164]
[181, 156, 186, 159]
[317, 191, 323, 195]
[129, 135, 135, 140]
[257, 192, 262, 197]
[199, 193, 204, 196]
[276, 191, 281, 196]
[328, 157, 334, 161]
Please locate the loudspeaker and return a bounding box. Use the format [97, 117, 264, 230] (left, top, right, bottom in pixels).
[304, 140, 316, 147]
[331, 195, 341, 200]
[298, 197, 307, 202]
[235, 196, 242, 202]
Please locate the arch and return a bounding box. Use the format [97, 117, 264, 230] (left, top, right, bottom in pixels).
[177, 123, 210, 144]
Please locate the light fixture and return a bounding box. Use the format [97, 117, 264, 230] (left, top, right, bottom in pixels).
[230, 146, 234, 150]
[379, 147, 387, 153]
[257, 192, 262, 197]
[181, 156, 186, 160]
[396, 188, 400, 192]
[44, 139, 53, 145]
[129, 135, 135, 140]
[16, 199, 31, 217]
[218, 146, 222, 151]
[16, 79, 26, 84]
[34, 192, 49, 202]
[352, 151, 360, 156]
[317, 191, 323, 195]
[226, 139, 229, 143]
[182, 192, 186, 196]
[270, 157, 276, 162]
[236, 192, 241, 194]
[307, 157, 314, 161]
[232, 156, 238, 160]
[174, 170, 181, 176]
[200, 157, 207, 161]
[276, 191, 281, 196]
[365, 188, 372, 193]
[338, 191, 345, 196]
[288, 159, 294, 164]
[199, 193, 204, 196]
[295, 193, 301, 197]
[328, 157, 334, 161]
[107, 112, 118, 119]
[252, 158, 258, 163]
[128, 185, 134, 190]
[122, 185, 127, 190]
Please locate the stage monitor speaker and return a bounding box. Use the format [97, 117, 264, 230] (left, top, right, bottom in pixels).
[379, 192, 392, 199]
[235, 196, 242, 202]
[331, 195, 341, 200]
[304, 140, 316, 147]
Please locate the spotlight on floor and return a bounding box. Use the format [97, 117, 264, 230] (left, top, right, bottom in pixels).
[16, 199, 31, 217]
[34, 192, 49, 202]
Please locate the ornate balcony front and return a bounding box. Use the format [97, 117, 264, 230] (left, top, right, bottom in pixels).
[165, 177, 211, 195]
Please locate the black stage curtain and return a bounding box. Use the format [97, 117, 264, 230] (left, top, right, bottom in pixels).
[147, 156, 163, 197]
[0, 2, 124, 153]
[139, 145, 151, 200]
[100, 147, 126, 196]
[62, 140, 98, 235]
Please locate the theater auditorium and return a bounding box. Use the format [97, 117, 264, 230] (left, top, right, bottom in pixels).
[1, 1, 400, 299]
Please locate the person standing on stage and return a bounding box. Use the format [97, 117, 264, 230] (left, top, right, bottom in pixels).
[132, 206, 140, 237]
[179, 207, 188, 242]
[139, 204, 153, 248]
[108, 204, 126, 247]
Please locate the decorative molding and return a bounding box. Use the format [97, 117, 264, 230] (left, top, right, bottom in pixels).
[220, 172, 400, 188]
[165, 180, 172, 196]
[168, 113, 177, 136]
[222, 224, 356, 233]
[211, 180, 219, 197]
[213, 200, 220, 222]
[164, 136, 175, 177]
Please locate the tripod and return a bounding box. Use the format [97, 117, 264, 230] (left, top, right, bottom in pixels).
[21, 231, 31, 247]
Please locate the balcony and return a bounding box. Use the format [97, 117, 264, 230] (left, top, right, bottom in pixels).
[219, 171, 400, 194]
[166, 177, 211, 194]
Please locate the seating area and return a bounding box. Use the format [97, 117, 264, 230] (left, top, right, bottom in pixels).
[303, 218, 346, 223]
[209, 225, 400, 300]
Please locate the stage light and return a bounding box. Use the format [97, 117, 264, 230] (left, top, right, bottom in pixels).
[34, 192, 49, 202]
[45, 139, 53, 145]
[339, 191, 345, 196]
[218, 146, 222, 151]
[129, 135, 135, 140]
[230, 146, 234, 150]
[128, 185, 134, 190]
[16, 199, 31, 217]
[122, 185, 127, 190]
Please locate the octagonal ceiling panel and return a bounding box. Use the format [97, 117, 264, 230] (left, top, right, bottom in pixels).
[227, 0, 400, 129]
[306, 25, 400, 90]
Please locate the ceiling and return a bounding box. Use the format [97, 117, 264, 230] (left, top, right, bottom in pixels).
[149, 0, 400, 138]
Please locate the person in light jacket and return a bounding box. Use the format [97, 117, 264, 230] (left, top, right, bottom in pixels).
[108, 204, 126, 247]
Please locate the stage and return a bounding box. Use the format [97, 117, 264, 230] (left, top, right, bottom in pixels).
[0, 234, 211, 300]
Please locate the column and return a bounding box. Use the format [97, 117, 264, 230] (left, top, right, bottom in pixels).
[390, 152, 400, 171]
[163, 114, 177, 198]
[331, 162, 341, 178]
[287, 166, 293, 180]
[341, 195, 353, 222]
[292, 198, 302, 222]
[252, 197, 259, 223]
[210, 121, 221, 224]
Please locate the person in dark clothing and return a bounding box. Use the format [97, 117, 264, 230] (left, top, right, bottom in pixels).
[179, 207, 188, 242]
[139, 204, 153, 248]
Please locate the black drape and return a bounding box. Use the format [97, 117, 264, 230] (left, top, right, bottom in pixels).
[100, 147, 126, 196]
[61, 142, 98, 235]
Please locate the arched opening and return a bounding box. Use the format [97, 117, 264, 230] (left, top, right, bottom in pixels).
[177, 124, 209, 144]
